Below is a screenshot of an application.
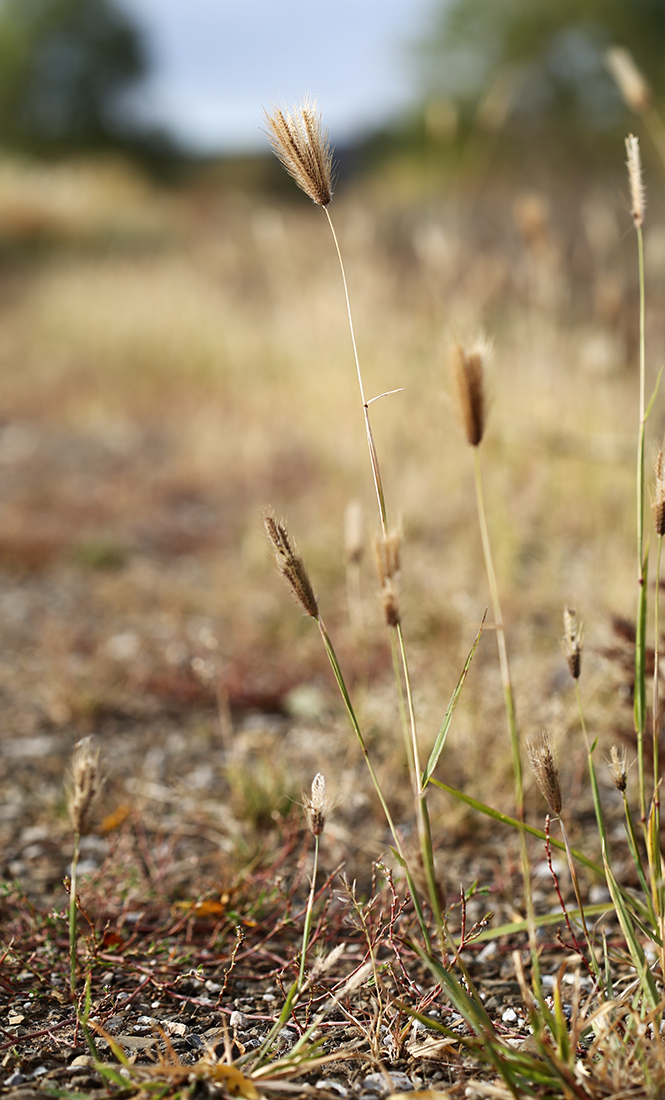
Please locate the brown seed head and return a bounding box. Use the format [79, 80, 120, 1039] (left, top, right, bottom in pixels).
[651, 450, 665, 536]
[264, 97, 335, 207]
[374, 527, 402, 627]
[68, 736, 101, 836]
[528, 732, 562, 816]
[304, 772, 326, 837]
[625, 134, 645, 228]
[606, 47, 651, 115]
[562, 606, 583, 681]
[608, 744, 628, 792]
[451, 337, 490, 447]
[264, 511, 319, 619]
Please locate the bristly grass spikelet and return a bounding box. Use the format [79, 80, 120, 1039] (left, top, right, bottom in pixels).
[626, 133, 645, 229]
[304, 772, 326, 838]
[451, 336, 490, 447]
[264, 511, 319, 620]
[68, 735, 101, 837]
[264, 98, 334, 208]
[562, 606, 583, 681]
[651, 450, 665, 536]
[608, 745, 629, 793]
[528, 732, 562, 817]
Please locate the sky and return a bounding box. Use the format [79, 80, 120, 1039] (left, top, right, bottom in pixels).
[115, 0, 439, 153]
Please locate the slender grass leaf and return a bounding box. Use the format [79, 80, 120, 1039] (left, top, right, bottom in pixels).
[423, 612, 486, 786]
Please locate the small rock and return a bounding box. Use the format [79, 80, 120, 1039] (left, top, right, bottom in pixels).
[361, 1071, 413, 1095]
[315, 1080, 348, 1096]
[162, 1021, 188, 1038]
[4, 1071, 27, 1086]
[70, 1056, 96, 1068]
[8, 1015, 25, 1026]
[501, 1008, 518, 1023]
[229, 1010, 246, 1028]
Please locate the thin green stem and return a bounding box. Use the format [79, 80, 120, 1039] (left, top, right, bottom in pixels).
[575, 684, 608, 853]
[635, 222, 648, 825]
[472, 449, 523, 813]
[69, 831, 80, 1001]
[317, 616, 431, 948]
[324, 206, 387, 533]
[298, 834, 319, 990]
[653, 534, 662, 792]
[470, 448, 540, 990]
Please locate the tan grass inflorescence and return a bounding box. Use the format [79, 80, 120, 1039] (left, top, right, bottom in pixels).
[264, 97, 334, 208]
[527, 732, 562, 816]
[651, 449, 665, 536]
[264, 511, 319, 620]
[625, 133, 645, 229]
[451, 336, 490, 447]
[562, 606, 583, 681]
[68, 736, 101, 836]
[304, 772, 326, 837]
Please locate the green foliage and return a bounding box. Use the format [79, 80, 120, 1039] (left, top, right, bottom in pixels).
[0, 0, 146, 152]
[419, 0, 665, 135]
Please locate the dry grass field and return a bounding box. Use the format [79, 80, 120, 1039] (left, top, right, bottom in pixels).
[1, 140, 665, 1096]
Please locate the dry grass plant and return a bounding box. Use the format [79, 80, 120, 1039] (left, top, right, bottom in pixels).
[260, 102, 665, 1097]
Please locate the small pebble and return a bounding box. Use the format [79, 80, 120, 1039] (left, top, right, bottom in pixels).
[4, 1071, 26, 1087]
[229, 1010, 246, 1028]
[501, 1008, 518, 1023]
[315, 1080, 348, 1096]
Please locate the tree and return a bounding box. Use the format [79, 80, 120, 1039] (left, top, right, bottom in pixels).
[0, 0, 147, 153]
[419, 0, 665, 138]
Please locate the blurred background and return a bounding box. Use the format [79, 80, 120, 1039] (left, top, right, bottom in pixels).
[2, 0, 665, 896]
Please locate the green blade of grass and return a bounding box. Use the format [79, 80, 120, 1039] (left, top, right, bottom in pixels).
[603, 842, 659, 1011]
[422, 612, 486, 787]
[432, 780, 604, 878]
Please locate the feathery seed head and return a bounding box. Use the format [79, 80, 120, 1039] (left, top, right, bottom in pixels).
[264, 97, 335, 207]
[608, 744, 628, 792]
[374, 527, 402, 627]
[651, 450, 665, 536]
[264, 511, 319, 619]
[304, 772, 326, 837]
[562, 606, 583, 681]
[625, 134, 645, 228]
[528, 732, 562, 816]
[68, 736, 101, 836]
[606, 48, 651, 115]
[451, 335, 491, 447]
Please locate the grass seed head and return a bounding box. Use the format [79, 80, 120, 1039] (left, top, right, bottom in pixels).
[68, 736, 101, 836]
[374, 527, 402, 627]
[651, 450, 665, 536]
[625, 134, 645, 228]
[264, 97, 335, 207]
[562, 606, 583, 680]
[264, 511, 319, 620]
[451, 336, 490, 447]
[606, 47, 651, 115]
[608, 744, 628, 792]
[304, 772, 326, 837]
[528, 732, 562, 815]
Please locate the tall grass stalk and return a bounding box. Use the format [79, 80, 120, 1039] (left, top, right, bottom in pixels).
[265, 99, 442, 935]
[626, 134, 649, 824]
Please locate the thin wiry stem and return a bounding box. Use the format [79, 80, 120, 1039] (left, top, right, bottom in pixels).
[471, 447, 540, 986]
[635, 220, 648, 825]
[317, 617, 431, 949]
[324, 206, 443, 932]
[69, 832, 80, 1000]
[324, 207, 388, 533]
[298, 834, 320, 990]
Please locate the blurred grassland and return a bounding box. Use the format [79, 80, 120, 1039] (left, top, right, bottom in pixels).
[0, 149, 663, 838]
